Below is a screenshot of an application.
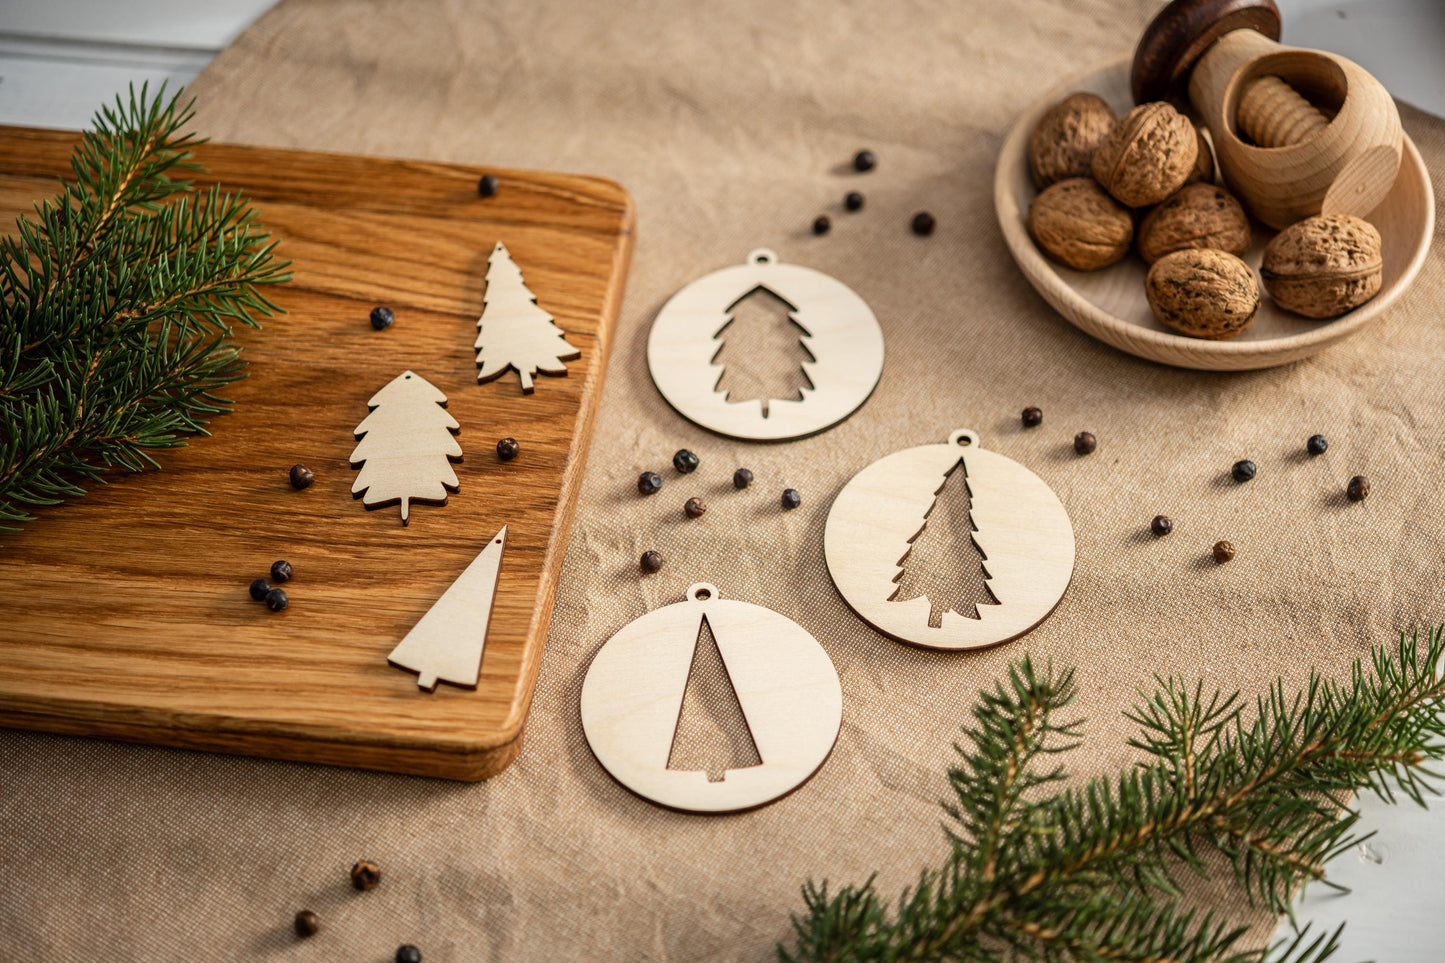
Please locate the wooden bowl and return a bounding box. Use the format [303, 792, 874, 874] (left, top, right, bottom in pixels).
[995, 57, 1433, 371]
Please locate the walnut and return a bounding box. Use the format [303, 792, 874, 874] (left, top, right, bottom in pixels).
[1137, 183, 1250, 264]
[1026, 178, 1133, 271]
[1260, 214, 1383, 319]
[1028, 92, 1117, 190]
[1145, 249, 1260, 340]
[1188, 125, 1215, 185]
[1091, 102, 1198, 207]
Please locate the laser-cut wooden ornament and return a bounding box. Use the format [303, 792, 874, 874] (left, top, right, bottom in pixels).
[580, 582, 843, 813]
[475, 241, 581, 393]
[350, 370, 462, 525]
[647, 249, 884, 441]
[824, 430, 1075, 651]
[388, 527, 506, 690]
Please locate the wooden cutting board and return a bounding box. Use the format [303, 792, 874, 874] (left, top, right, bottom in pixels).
[0, 127, 634, 780]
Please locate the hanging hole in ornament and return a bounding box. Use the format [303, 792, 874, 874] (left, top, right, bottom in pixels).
[887, 456, 999, 627]
[666, 614, 762, 782]
[949, 429, 979, 448]
[688, 582, 718, 602]
[747, 248, 778, 266]
[712, 286, 814, 419]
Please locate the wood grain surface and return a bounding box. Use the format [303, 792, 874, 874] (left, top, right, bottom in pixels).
[0, 126, 634, 780]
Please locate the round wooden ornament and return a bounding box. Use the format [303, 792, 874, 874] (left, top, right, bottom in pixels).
[646, 249, 884, 441]
[824, 430, 1075, 651]
[580, 582, 843, 813]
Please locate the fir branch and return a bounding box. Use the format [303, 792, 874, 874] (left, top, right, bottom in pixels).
[0, 83, 289, 530]
[782, 628, 1445, 963]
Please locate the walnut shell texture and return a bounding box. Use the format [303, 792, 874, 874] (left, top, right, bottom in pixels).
[1137, 184, 1251, 264]
[1027, 178, 1133, 271]
[1188, 126, 1215, 185]
[1145, 249, 1260, 340]
[1261, 214, 1383, 319]
[1091, 102, 1198, 208]
[1028, 92, 1117, 190]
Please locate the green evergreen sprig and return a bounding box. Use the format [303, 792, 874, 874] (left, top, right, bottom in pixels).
[0, 83, 290, 531]
[782, 627, 1445, 963]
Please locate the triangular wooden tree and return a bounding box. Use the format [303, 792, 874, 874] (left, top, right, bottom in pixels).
[666, 614, 761, 782]
[350, 370, 462, 525]
[889, 457, 999, 627]
[388, 528, 506, 690]
[475, 241, 580, 393]
[709, 286, 818, 417]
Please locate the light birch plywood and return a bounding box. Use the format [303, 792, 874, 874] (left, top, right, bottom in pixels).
[647, 249, 884, 441]
[349, 370, 463, 524]
[475, 241, 581, 393]
[825, 431, 1074, 652]
[580, 583, 843, 813]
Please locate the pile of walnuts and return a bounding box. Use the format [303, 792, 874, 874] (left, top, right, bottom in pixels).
[1025, 93, 1384, 339]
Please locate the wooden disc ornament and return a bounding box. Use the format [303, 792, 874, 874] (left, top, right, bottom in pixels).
[825, 430, 1075, 651]
[647, 249, 884, 441]
[580, 583, 843, 813]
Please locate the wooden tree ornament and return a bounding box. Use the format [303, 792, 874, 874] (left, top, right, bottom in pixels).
[824, 430, 1075, 651]
[388, 528, 506, 690]
[580, 582, 843, 813]
[350, 370, 461, 525]
[475, 241, 581, 393]
[647, 249, 884, 441]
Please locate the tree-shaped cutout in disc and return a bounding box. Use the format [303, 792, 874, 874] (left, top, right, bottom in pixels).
[350, 370, 462, 525]
[711, 286, 816, 418]
[889, 458, 998, 627]
[475, 241, 581, 393]
[666, 615, 762, 781]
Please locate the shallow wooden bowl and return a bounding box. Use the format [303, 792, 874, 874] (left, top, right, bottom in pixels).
[995, 58, 1433, 371]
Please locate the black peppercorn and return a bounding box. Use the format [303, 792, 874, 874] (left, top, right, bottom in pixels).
[396, 946, 423, 963]
[684, 496, 707, 518]
[733, 468, 754, 489]
[852, 149, 877, 172]
[369, 306, 394, 331]
[911, 211, 936, 236]
[294, 910, 319, 938]
[1213, 540, 1236, 564]
[1073, 432, 1097, 455]
[637, 471, 662, 495]
[350, 860, 381, 891]
[812, 215, 831, 236]
[640, 550, 663, 573]
[264, 588, 289, 612]
[1231, 460, 1257, 483]
[844, 191, 865, 212]
[672, 449, 699, 474]
[288, 464, 315, 490]
[477, 173, 499, 197]
[781, 488, 801, 510]
[1347, 475, 1370, 502]
[249, 578, 271, 602]
[496, 437, 520, 461]
[270, 560, 293, 583]
[1021, 406, 1043, 429]
[1150, 515, 1173, 537]
[1307, 434, 1328, 456]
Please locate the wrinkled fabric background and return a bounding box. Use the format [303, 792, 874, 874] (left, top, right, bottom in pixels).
[3, 1, 1444, 959]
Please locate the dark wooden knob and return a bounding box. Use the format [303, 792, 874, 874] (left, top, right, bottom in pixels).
[1131, 0, 1282, 105]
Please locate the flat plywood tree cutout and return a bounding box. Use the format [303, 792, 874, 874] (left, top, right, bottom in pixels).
[388, 528, 506, 690]
[350, 370, 462, 525]
[711, 287, 816, 417]
[475, 241, 580, 393]
[665, 615, 762, 782]
[889, 457, 998, 627]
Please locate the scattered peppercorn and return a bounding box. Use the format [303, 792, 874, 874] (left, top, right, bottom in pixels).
[396, 946, 423, 963]
[852, 149, 877, 172]
[812, 215, 831, 236]
[637, 471, 662, 495]
[640, 550, 663, 573]
[264, 588, 289, 612]
[496, 437, 520, 461]
[911, 211, 936, 236]
[673, 449, 699, 474]
[249, 578, 271, 602]
[1073, 431, 1097, 455]
[1307, 434, 1328, 456]
[684, 496, 707, 518]
[270, 560, 293, 583]
[1347, 475, 1370, 502]
[733, 468, 754, 489]
[288, 464, 315, 490]
[1231, 459, 1257, 483]
[350, 860, 381, 892]
[477, 173, 499, 197]
[1213, 540, 1236, 564]
[1021, 406, 1043, 429]
[1151, 515, 1173, 537]
[844, 191, 865, 212]
[781, 488, 802, 510]
[294, 910, 319, 938]
[369, 306, 394, 331]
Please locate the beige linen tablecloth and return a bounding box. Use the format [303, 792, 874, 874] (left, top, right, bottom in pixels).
[4, 1, 1444, 959]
